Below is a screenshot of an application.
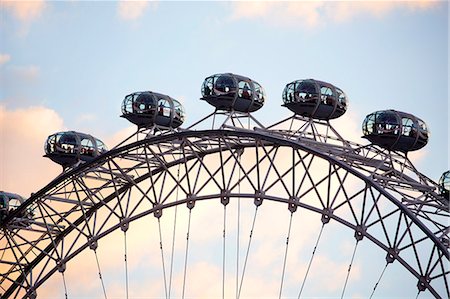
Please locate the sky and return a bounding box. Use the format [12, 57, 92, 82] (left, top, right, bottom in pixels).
[0, 0, 449, 298]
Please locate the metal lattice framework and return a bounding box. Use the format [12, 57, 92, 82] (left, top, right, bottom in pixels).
[0, 114, 448, 298]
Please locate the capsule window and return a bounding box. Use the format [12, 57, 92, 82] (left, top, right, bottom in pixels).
[320, 86, 334, 105]
[214, 75, 235, 94]
[45, 134, 56, 154]
[122, 95, 133, 114]
[202, 77, 214, 97]
[363, 113, 376, 135]
[58, 133, 77, 154]
[134, 93, 154, 114]
[375, 111, 399, 135]
[238, 81, 252, 100]
[80, 138, 95, 156]
[173, 101, 185, 122]
[157, 98, 172, 117]
[417, 119, 428, 137]
[253, 82, 265, 104]
[401, 117, 416, 137]
[283, 83, 295, 103]
[96, 139, 108, 153]
[440, 172, 450, 193]
[8, 198, 21, 210]
[336, 88, 347, 108]
[296, 81, 318, 102]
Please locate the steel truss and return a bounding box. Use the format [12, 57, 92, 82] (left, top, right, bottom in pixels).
[0, 117, 448, 298]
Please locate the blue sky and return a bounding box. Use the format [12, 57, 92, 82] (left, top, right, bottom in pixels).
[1, 1, 447, 183]
[0, 1, 448, 297]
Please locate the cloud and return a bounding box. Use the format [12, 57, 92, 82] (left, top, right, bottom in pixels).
[0, 54, 11, 66]
[0, 105, 64, 197]
[1, 0, 46, 22]
[229, 1, 440, 28]
[117, 0, 158, 21]
[230, 1, 324, 28]
[10, 65, 40, 82]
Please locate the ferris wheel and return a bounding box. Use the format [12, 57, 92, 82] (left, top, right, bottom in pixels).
[0, 73, 448, 299]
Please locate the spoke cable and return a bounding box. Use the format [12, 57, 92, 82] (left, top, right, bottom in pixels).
[168, 204, 178, 299]
[340, 241, 359, 299]
[182, 209, 192, 299]
[222, 205, 227, 299]
[237, 206, 259, 299]
[236, 156, 242, 299]
[61, 271, 69, 299]
[94, 250, 108, 299]
[158, 218, 169, 299]
[298, 224, 325, 299]
[124, 231, 129, 299]
[369, 263, 388, 299]
[168, 165, 181, 299]
[279, 212, 294, 299]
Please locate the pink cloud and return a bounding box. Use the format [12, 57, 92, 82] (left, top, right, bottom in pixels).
[1, 0, 46, 22]
[0, 53, 11, 66]
[229, 1, 441, 28]
[117, 0, 158, 21]
[11, 65, 40, 82]
[0, 105, 64, 197]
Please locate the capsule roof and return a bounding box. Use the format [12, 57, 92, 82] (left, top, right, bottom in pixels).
[44, 131, 108, 167]
[362, 110, 429, 152]
[282, 79, 348, 120]
[121, 91, 185, 129]
[201, 73, 266, 113]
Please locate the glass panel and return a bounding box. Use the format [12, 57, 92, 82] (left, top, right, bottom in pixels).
[173, 101, 185, 122]
[282, 85, 288, 102]
[296, 81, 318, 103]
[157, 98, 172, 117]
[58, 133, 77, 154]
[9, 198, 22, 210]
[96, 139, 108, 153]
[375, 112, 399, 135]
[363, 113, 376, 135]
[253, 82, 265, 104]
[238, 81, 252, 100]
[284, 83, 295, 103]
[401, 117, 416, 137]
[336, 88, 347, 108]
[214, 75, 236, 95]
[202, 77, 214, 97]
[45, 134, 57, 154]
[444, 172, 450, 191]
[122, 95, 133, 114]
[320, 86, 334, 105]
[417, 119, 428, 137]
[133, 93, 154, 113]
[80, 137, 95, 156]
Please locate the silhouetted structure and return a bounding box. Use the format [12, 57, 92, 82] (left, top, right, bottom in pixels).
[362, 110, 429, 152]
[282, 79, 348, 120]
[121, 91, 185, 128]
[44, 131, 108, 167]
[201, 73, 265, 112]
[0, 191, 25, 221]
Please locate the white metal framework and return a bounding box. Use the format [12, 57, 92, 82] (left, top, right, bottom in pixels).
[0, 113, 448, 298]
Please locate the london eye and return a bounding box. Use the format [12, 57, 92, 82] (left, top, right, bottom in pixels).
[0, 74, 448, 299]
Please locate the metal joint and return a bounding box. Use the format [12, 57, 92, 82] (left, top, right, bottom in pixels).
[220, 189, 230, 206]
[254, 190, 264, 207]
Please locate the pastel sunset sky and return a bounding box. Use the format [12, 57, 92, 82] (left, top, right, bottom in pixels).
[0, 1, 448, 298]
